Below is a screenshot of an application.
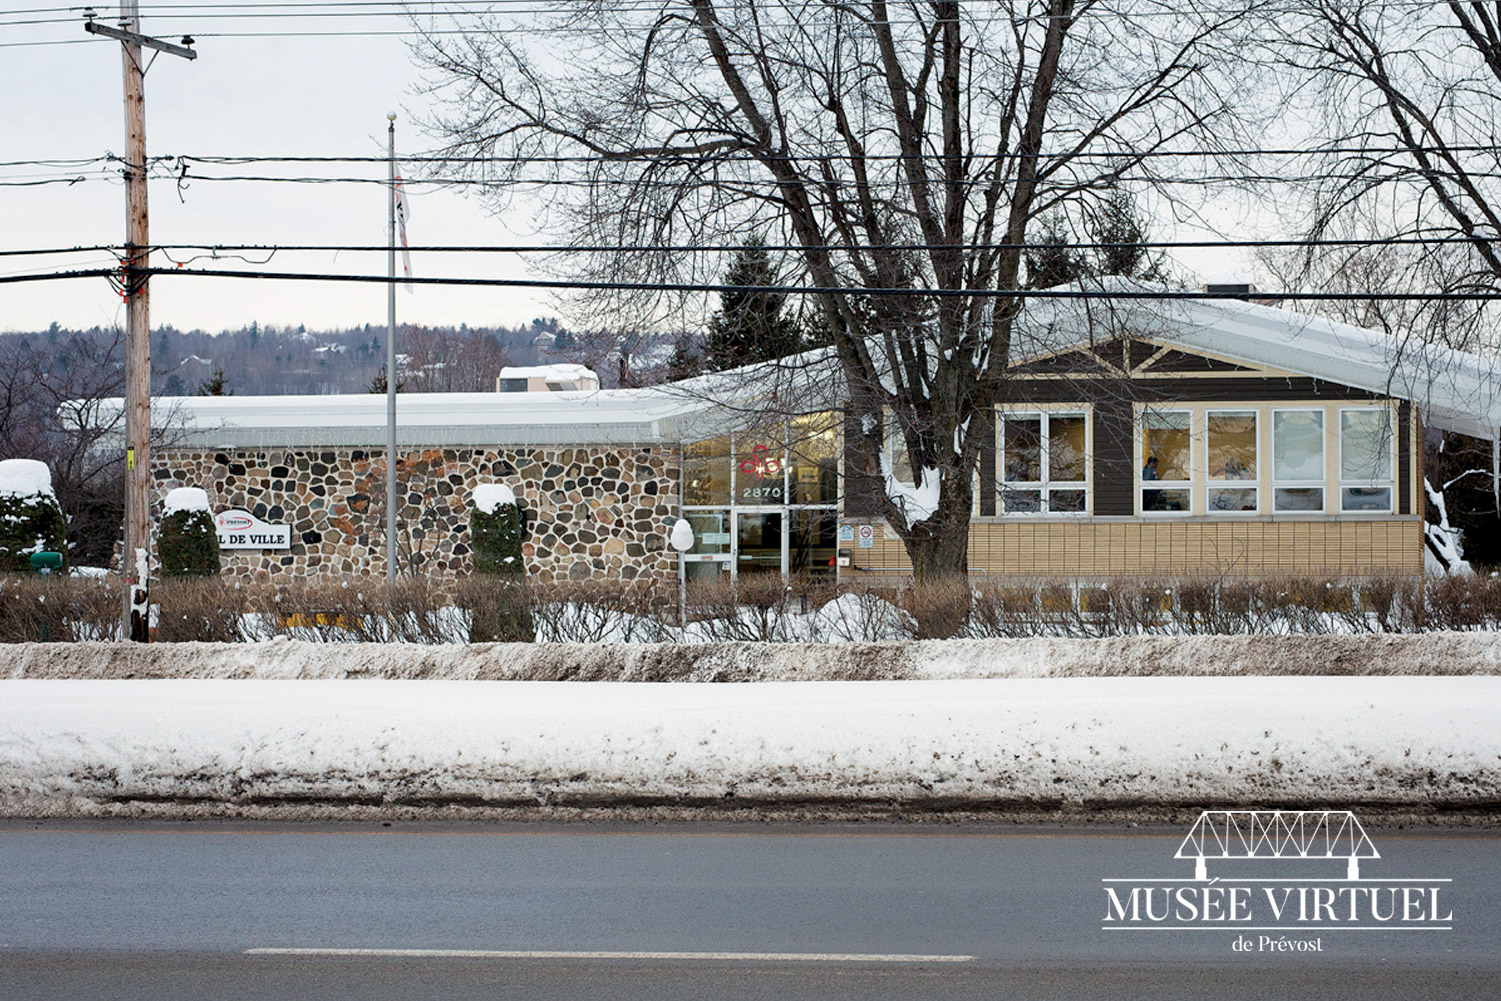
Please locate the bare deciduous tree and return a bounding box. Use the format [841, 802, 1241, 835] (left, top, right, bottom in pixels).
[0, 328, 127, 566]
[1275, 1, 1501, 293]
[400, 326, 512, 392]
[415, 0, 1254, 580]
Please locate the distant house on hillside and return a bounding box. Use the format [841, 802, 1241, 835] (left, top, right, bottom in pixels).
[496, 364, 601, 393]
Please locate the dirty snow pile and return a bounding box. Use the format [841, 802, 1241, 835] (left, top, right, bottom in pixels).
[0, 676, 1496, 816]
[8, 633, 1500, 681]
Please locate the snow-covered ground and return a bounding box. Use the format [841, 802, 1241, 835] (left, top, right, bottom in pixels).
[1, 676, 1496, 817]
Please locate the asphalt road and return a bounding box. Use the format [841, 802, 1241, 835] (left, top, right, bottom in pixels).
[1, 821, 1495, 999]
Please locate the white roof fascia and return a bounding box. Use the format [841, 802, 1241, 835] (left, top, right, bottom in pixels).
[116, 390, 719, 449]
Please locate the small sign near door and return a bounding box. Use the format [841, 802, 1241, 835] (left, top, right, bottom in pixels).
[838, 524, 855, 543]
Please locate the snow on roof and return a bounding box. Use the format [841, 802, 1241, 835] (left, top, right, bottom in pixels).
[119, 388, 722, 449]
[0, 459, 54, 500]
[498, 364, 599, 382]
[1020, 278, 1501, 439]
[472, 483, 517, 514]
[163, 487, 211, 516]
[96, 286, 1501, 449]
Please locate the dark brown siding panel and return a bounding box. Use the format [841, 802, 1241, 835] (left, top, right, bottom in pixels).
[1398, 401, 1412, 515]
[998, 375, 1385, 406]
[842, 410, 882, 518]
[1127, 340, 1160, 370]
[1093, 397, 1136, 516]
[1144, 350, 1255, 373]
[977, 410, 997, 516]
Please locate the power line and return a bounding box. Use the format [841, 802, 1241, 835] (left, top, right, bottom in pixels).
[147, 143, 1501, 162]
[144, 236, 1501, 254]
[3, 234, 1495, 262]
[6, 265, 1500, 301]
[0, 245, 117, 258]
[5, 140, 1500, 170]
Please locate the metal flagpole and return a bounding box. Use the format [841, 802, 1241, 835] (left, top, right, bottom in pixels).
[386, 113, 398, 581]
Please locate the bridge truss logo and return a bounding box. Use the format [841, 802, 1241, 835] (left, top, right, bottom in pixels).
[1102, 810, 1452, 947]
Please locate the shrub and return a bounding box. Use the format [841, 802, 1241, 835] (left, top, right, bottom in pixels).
[459, 576, 537, 643]
[467, 485, 534, 642]
[158, 509, 221, 576]
[900, 576, 973, 640]
[529, 578, 673, 643]
[470, 487, 525, 578]
[0, 459, 65, 574]
[154, 577, 247, 642]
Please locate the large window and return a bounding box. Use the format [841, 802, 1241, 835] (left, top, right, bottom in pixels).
[681, 415, 841, 580]
[1272, 409, 1325, 513]
[1206, 410, 1258, 513]
[1339, 408, 1394, 512]
[885, 413, 914, 486]
[1140, 409, 1192, 513]
[1130, 403, 1398, 517]
[789, 412, 839, 505]
[999, 411, 1089, 514]
[683, 436, 732, 506]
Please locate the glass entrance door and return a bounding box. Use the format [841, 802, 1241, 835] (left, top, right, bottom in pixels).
[681, 510, 733, 581]
[734, 510, 784, 576]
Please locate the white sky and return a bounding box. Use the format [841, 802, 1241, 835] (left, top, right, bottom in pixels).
[0, 5, 1253, 336]
[2, 8, 556, 334]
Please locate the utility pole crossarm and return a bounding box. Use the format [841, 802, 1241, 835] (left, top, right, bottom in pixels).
[84, 20, 197, 60]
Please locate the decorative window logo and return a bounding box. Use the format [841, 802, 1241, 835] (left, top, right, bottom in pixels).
[1102, 810, 1452, 941]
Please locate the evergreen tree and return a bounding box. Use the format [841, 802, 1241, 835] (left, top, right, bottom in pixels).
[368, 365, 404, 394]
[468, 489, 534, 641]
[1025, 214, 1083, 290]
[158, 507, 220, 576]
[196, 368, 233, 396]
[1025, 189, 1172, 288]
[705, 239, 802, 371]
[1088, 189, 1171, 283]
[666, 334, 703, 381]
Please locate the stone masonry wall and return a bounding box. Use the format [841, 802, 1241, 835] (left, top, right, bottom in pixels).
[152, 445, 681, 582]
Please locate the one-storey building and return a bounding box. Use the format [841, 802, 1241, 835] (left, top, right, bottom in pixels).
[139, 285, 1501, 583]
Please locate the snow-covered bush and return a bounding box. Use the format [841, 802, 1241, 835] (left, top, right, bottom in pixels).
[470, 483, 525, 578]
[157, 487, 221, 577]
[810, 590, 914, 642]
[467, 483, 534, 642]
[0, 459, 65, 573]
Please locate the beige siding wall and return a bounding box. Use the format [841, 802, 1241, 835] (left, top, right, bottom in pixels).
[848, 517, 1423, 579]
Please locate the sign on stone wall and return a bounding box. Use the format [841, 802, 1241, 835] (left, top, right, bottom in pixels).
[215, 509, 291, 549]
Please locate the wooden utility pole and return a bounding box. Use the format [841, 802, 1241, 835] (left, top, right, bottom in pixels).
[85, 3, 196, 640]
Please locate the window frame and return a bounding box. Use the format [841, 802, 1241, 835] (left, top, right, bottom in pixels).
[1269, 407, 1327, 515]
[996, 408, 1091, 516]
[1204, 408, 1260, 516]
[1138, 407, 1195, 516]
[1337, 406, 1396, 514]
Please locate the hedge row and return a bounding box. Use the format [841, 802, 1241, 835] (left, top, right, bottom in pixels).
[0, 572, 1498, 644]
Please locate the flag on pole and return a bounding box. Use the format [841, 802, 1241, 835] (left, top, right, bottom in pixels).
[394, 172, 414, 293]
